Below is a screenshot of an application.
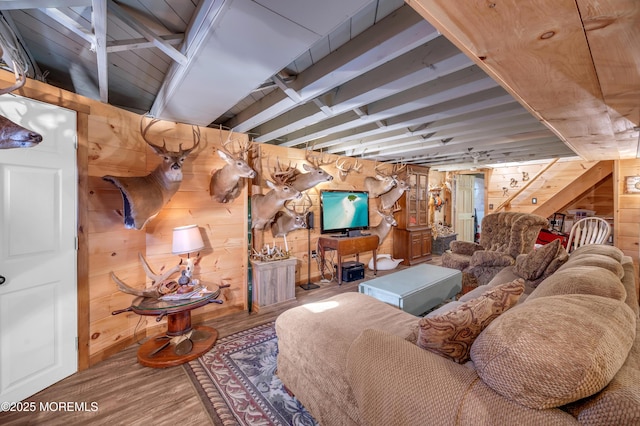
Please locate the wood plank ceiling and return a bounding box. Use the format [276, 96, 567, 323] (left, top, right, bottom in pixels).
[0, 0, 636, 170]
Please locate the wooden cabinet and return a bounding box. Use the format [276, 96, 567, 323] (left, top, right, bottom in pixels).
[394, 227, 432, 266]
[393, 165, 432, 265]
[395, 165, 430, 229]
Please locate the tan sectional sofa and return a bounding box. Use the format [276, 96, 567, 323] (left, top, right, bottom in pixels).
[275, 244, 639, 425]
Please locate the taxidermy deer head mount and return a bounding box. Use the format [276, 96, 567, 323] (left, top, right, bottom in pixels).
[289, 144, 334, 192]
[270, 193, 312, 252]
[251, 160, 302, 230]
[0, 47, 43, 149]
[103, 117, 200, 230]
[209, 128, 256, 203]
[364, 162, 398, 198]
[379, 174, 411, 211]
[0, 114, 43, 149]
[367, 208, 399, 245]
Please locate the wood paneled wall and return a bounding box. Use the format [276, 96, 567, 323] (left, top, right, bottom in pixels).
[254, 144, 397, 284]
[87, 115, 253, 364]
[485, 160, 614, 217]
[0, 71, 399, 365]
[616, 160, 640, 265]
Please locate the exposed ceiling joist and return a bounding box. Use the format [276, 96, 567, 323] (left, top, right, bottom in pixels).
[91, 0, 107, 101]
[106, 0, 186, 66]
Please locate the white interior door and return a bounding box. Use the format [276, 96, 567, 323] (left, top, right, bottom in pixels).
[455, 174, 475, 242]
[0, 94, 77, 403]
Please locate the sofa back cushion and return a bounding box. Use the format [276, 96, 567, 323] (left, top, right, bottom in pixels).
[470, 294, 636, 409]
[559, 253, 625, 278]
[569, 244, 623, 261]
[527, 266, 627, 302]
[563, 320, 640, 424]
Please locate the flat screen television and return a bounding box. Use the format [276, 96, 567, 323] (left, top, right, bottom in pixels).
[319, 190, 370, 236]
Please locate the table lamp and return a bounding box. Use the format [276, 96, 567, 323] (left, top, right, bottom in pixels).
[172, 224, 205, 256]
[172, 225, 205, 283]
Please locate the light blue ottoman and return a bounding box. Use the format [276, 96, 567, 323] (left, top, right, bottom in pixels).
[358, 263, 462, 315]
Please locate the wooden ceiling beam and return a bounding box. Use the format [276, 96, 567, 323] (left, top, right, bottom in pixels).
[91, 0, 107, 102]
[106, 34, 183, 53]
[107, 0, 186, 66]
[405, 0, 638, 161]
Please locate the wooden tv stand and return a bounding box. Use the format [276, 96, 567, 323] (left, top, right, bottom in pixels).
[318, 234, 379, 285]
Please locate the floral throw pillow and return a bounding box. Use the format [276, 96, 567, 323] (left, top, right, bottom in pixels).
[416, 278, 525, 363]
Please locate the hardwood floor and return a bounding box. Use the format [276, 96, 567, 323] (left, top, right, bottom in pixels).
[0, 259, 440, 426]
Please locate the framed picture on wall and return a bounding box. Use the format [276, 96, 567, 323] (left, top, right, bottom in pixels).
[624, 176, 640, 194]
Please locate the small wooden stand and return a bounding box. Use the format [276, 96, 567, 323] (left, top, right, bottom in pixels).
[250, 257, 297, 311]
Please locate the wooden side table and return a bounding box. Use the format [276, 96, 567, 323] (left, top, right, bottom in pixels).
[112, 288, 222, 368]
[318, 235, 379, 285]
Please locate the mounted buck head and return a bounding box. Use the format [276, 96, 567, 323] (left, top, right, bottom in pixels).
[0, 115, 43, 149]
[270, 193, 312, 238]
[270, 193, 312, 252]
[364, 163, 397, 198]
[210, 129, 256, 203]
[103, 117, 200, 230]
[367, 208, 399, 245]
[290, 144, 334, 192]
[251, 161, 302, 230]
[380, 176, 411, 210]
[335, 157, 362, 181]
[0, 46, 42, 149]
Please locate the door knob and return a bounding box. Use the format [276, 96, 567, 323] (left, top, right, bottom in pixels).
[0, 275, 5, 285]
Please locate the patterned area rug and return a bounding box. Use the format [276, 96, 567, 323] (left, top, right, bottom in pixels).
[185, 322, 318, 426]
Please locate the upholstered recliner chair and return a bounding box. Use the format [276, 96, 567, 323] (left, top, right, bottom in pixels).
[442, 212, 548, 287]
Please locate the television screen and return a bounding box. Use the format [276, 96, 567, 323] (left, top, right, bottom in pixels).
[320, 190, 370, 235]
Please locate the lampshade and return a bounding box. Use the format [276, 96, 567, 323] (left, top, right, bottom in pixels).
[172, 225, 205, 255]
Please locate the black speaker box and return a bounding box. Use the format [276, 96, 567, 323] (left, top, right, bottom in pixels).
[335, 261, 364, 282]
[306, 211, 314, 229]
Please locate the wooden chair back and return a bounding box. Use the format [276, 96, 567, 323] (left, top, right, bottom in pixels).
[566, 217, 611, 253]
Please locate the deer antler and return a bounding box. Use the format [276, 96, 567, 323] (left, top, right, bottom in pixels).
[335, 158, 363, 174]
[285, 192, 312, 215]
[138, 252, 181, 285]
[179, 125, 201, 156]
[391, 161, 407, 175]
[304, 141, 333, 167]
[0, 46, 26, 96]
[140, 116, 200, 154]
[373, 161, 391, 177]
[219, 125, 252, 160]
[271, 157, 298, 184]
[140, 116, 169, 152]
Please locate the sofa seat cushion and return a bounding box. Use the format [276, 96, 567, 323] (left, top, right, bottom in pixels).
[471, 294, 636, 409]
[275, 292, 419, 425]
[527, 266, 627, 302]
[417, 279, 524, 363]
